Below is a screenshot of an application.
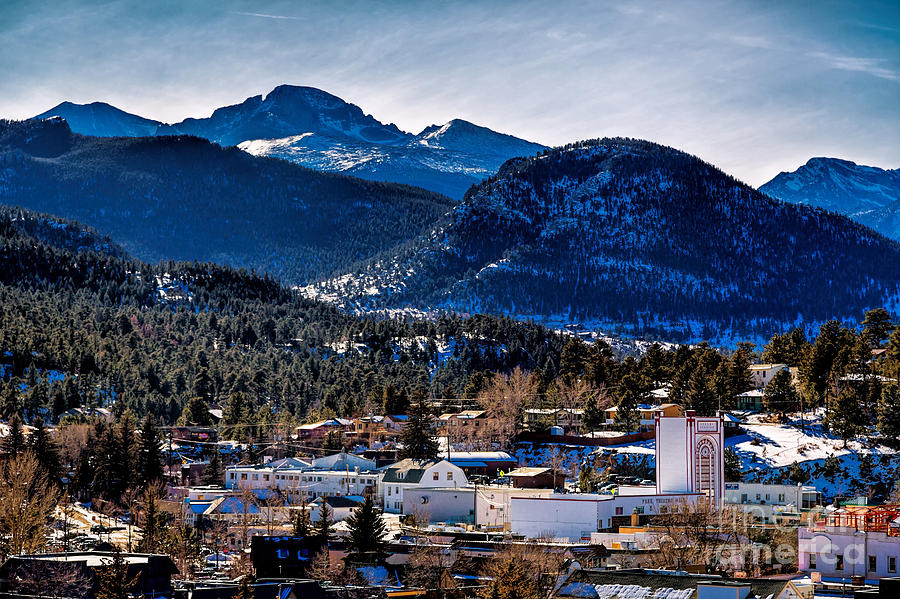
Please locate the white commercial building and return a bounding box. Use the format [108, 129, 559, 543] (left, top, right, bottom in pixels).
[402, 485, 553, 527]
[509, 413, 722, 540]
[224, 453, 380, 501]
[724, 482, 823, 524]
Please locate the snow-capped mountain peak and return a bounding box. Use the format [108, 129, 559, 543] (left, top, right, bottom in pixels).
[759, 156, 900, 239]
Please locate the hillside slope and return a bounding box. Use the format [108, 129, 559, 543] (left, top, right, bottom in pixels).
[0, 118, 452, 283]
[303, 138, 900, 341]
[760, 157, 900, 240]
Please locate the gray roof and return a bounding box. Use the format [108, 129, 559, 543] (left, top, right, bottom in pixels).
[381, 458, 443, 484]
[559, 569, 791, 599]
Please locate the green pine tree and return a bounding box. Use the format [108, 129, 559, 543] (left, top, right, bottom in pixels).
[202, 448, 224, 486]
[876, 384, 900, 442]
[400, 399, 439, 460]
[294, 500, 312, 537]
[138, 414, 163, 486]
[29, 416, 62, 483]
[724, 448, 742, 482]
[2, 413, 25, 456]
[316, 501, 333, 545]
[615, 372, 647, 431]
[345, 493, 388, 564]
[95, 547, 140, 599]
[764, 369, 799, 415]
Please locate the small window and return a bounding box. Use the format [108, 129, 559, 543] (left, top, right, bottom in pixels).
[778, 494, 785, 502]
[241, 473, 247, 480]
[253, 474, 258, 480]
[869, 555, 877, 572]
[615, 507, 623, 515]
[447, 472, 453, 480]
[809, 553, 816, 569]
[388, 487, 392, 496]
[433, 472, 439, 481]
[277, 548, 289, 559]
[756, 494, 761, 501]
[230, 473, 235, 479]
[836, 555, 844, 571]
[889, 557, 896, 573]
[264, 475, 270, 481]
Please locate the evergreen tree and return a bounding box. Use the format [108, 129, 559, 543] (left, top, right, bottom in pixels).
[724, 448, 742, 482]
[201, 448, 224, 486]
[1, 413, 25, 456]
[315, 502, 333, 545]
[479, 559, 540, 599]
[345, 493, 388, 564]
[178, 396, 212, 426]
[683, 367, 717, 416]
[293, 498, 311, 537]
[824, 386, 869, 446]
[876, 384, 900, 442]
[764, 369, 799, 415]
[137, 415, 163, 486]
[582, 394, 605, 432]
[29, 416, 61, 483]
[614, 371, 647, 432]
[862, 308, 894, 348]
[137, 488, 168, 553]
[95, 547, 139, 599]
[400, 399, 439, 460]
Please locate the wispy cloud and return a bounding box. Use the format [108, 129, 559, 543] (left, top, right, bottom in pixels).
[809, 51, 900, 83]
[233, 11, 303, 21]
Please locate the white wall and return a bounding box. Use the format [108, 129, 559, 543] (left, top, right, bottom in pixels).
[380, 461, 468, 514]
[403, 487, 474, 523]
[799, 528, 900, 581]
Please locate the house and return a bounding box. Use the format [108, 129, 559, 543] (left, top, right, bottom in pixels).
[505, 466, 556, 488]
[603, 403, 683, 431]
[436, 410, 497, 443]
[379, 459, 468, 514]
[171, 425, 218, 443]
[295, 418, 352, 442]
[309, 495, 365, 522]
[736, 389, 765, 411]
[349, 415, 385, 441]
[0, 552, 179, 596]
[524, 408, 584, 431]
[749, 363, 790, 388]
[383, 414, 408, 433]
[445, 451, 517, 477]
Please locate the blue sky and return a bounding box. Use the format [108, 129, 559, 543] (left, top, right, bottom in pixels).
[1, 0, 898, 185]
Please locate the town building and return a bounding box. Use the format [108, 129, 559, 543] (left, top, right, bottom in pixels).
[445, 450, 517, 477]
[379, 459, 468, 514]
[524, 407, 584, 431]
[224, 454, 379, 501]
[603, 403, 683, 431]
[724, 482, 823, 523]
[294, 418, 352, 442]
[799, 504, 900, 581]
[748, 363, 791, 388]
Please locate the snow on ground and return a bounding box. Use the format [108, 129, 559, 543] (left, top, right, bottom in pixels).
[513, 411, 898, 498]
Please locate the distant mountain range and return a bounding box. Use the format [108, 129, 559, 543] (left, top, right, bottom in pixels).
[34, 86, 547, 199]
[301, 138, 900, 342]
[0, 117, 452, 283]
[760, 157, 900, 240]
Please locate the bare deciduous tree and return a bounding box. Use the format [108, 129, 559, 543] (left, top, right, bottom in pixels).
[9, 560, 93, 599]
[477, 367, 537, 448]
[0, 451, 59, 559]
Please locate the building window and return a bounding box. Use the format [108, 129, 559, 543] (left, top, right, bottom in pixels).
[241, 474, 247, 480]
[615, 507, 623, 515]
[264, 475, 269, 481]
[433, 472, 439, 481]
[835, 555, 844, 571]
[388, 487, 391, 496]
[869, 556, 877, 572]
[230, 473, 235, 480]
[809, 553, 816, 569]
[778, 494, 785, 502]
[253, 474, 258, 480]
[889, 557, 896, 573]
[447, 472, 453, 480]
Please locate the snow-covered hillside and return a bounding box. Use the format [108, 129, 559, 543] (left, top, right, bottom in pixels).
[760, 157, 900, 240]
[301, 138, 900, 342]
